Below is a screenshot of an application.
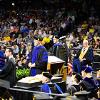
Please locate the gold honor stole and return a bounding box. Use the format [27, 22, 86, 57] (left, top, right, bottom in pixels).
[79, 47, 89, 61]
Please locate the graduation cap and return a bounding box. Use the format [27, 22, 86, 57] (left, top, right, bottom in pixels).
[34, 93, 53, 100]
[43, 72, 52, 79]
[81, 66, 93, 73]
[50, 93, 70, 99]
[0, 79, 10, 89]
[66, 96, 80, 100]
[74, 90, 90, 100]
[74, 90, 90, 95]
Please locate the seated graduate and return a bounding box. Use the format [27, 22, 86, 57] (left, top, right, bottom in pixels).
[67, 72, 82, 95]
[40, 72, 53, 93]
[40, 72, 64, 94]
[80, 66, 98, 98]
[72, 39, 94, 73]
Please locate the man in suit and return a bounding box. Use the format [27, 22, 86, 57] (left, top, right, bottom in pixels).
[0, 48, 16, 87]
[5, 48, 16, 64]
[73, 40, 94, 73]
[0, 48, 16, 99]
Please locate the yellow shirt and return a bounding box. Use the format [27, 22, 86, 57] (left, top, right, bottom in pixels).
[89, 28, 94, 33]
[82, 24, 88, 29]
[43, 37, 50, 43]
[4, 36, 11, 42]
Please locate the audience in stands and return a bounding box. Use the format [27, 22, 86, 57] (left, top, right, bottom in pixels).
[0, 6, 100, 99]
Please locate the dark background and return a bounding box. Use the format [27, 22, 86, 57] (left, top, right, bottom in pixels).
[0, 0, 100, 19]
[0, 0, 100, 10]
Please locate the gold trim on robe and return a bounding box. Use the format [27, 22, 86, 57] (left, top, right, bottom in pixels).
[79, 47, 89, 61]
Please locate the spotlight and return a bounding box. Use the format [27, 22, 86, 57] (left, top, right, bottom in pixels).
[12, 3, 15, 6]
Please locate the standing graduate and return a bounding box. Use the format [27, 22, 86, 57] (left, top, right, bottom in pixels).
[50, 35, 68, 66]
[28, 35, 48, 76]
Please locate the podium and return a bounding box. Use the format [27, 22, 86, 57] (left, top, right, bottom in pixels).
[47, 56, 67, 81]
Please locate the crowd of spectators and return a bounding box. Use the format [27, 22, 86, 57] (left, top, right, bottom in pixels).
[0, 5, 100, 99]
[0, 8, 100, 69]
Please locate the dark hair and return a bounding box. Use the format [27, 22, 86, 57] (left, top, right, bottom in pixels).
[75, 74, 82, 83]
[34, 35, 38, 40]
[72, 72, 77, 76]
[38, 35, 43, 41]
[54, 35, 59, 39]
[6, 48, 13, 54]
[43, 72, 52, 79]
[34, 35, 43, 41]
